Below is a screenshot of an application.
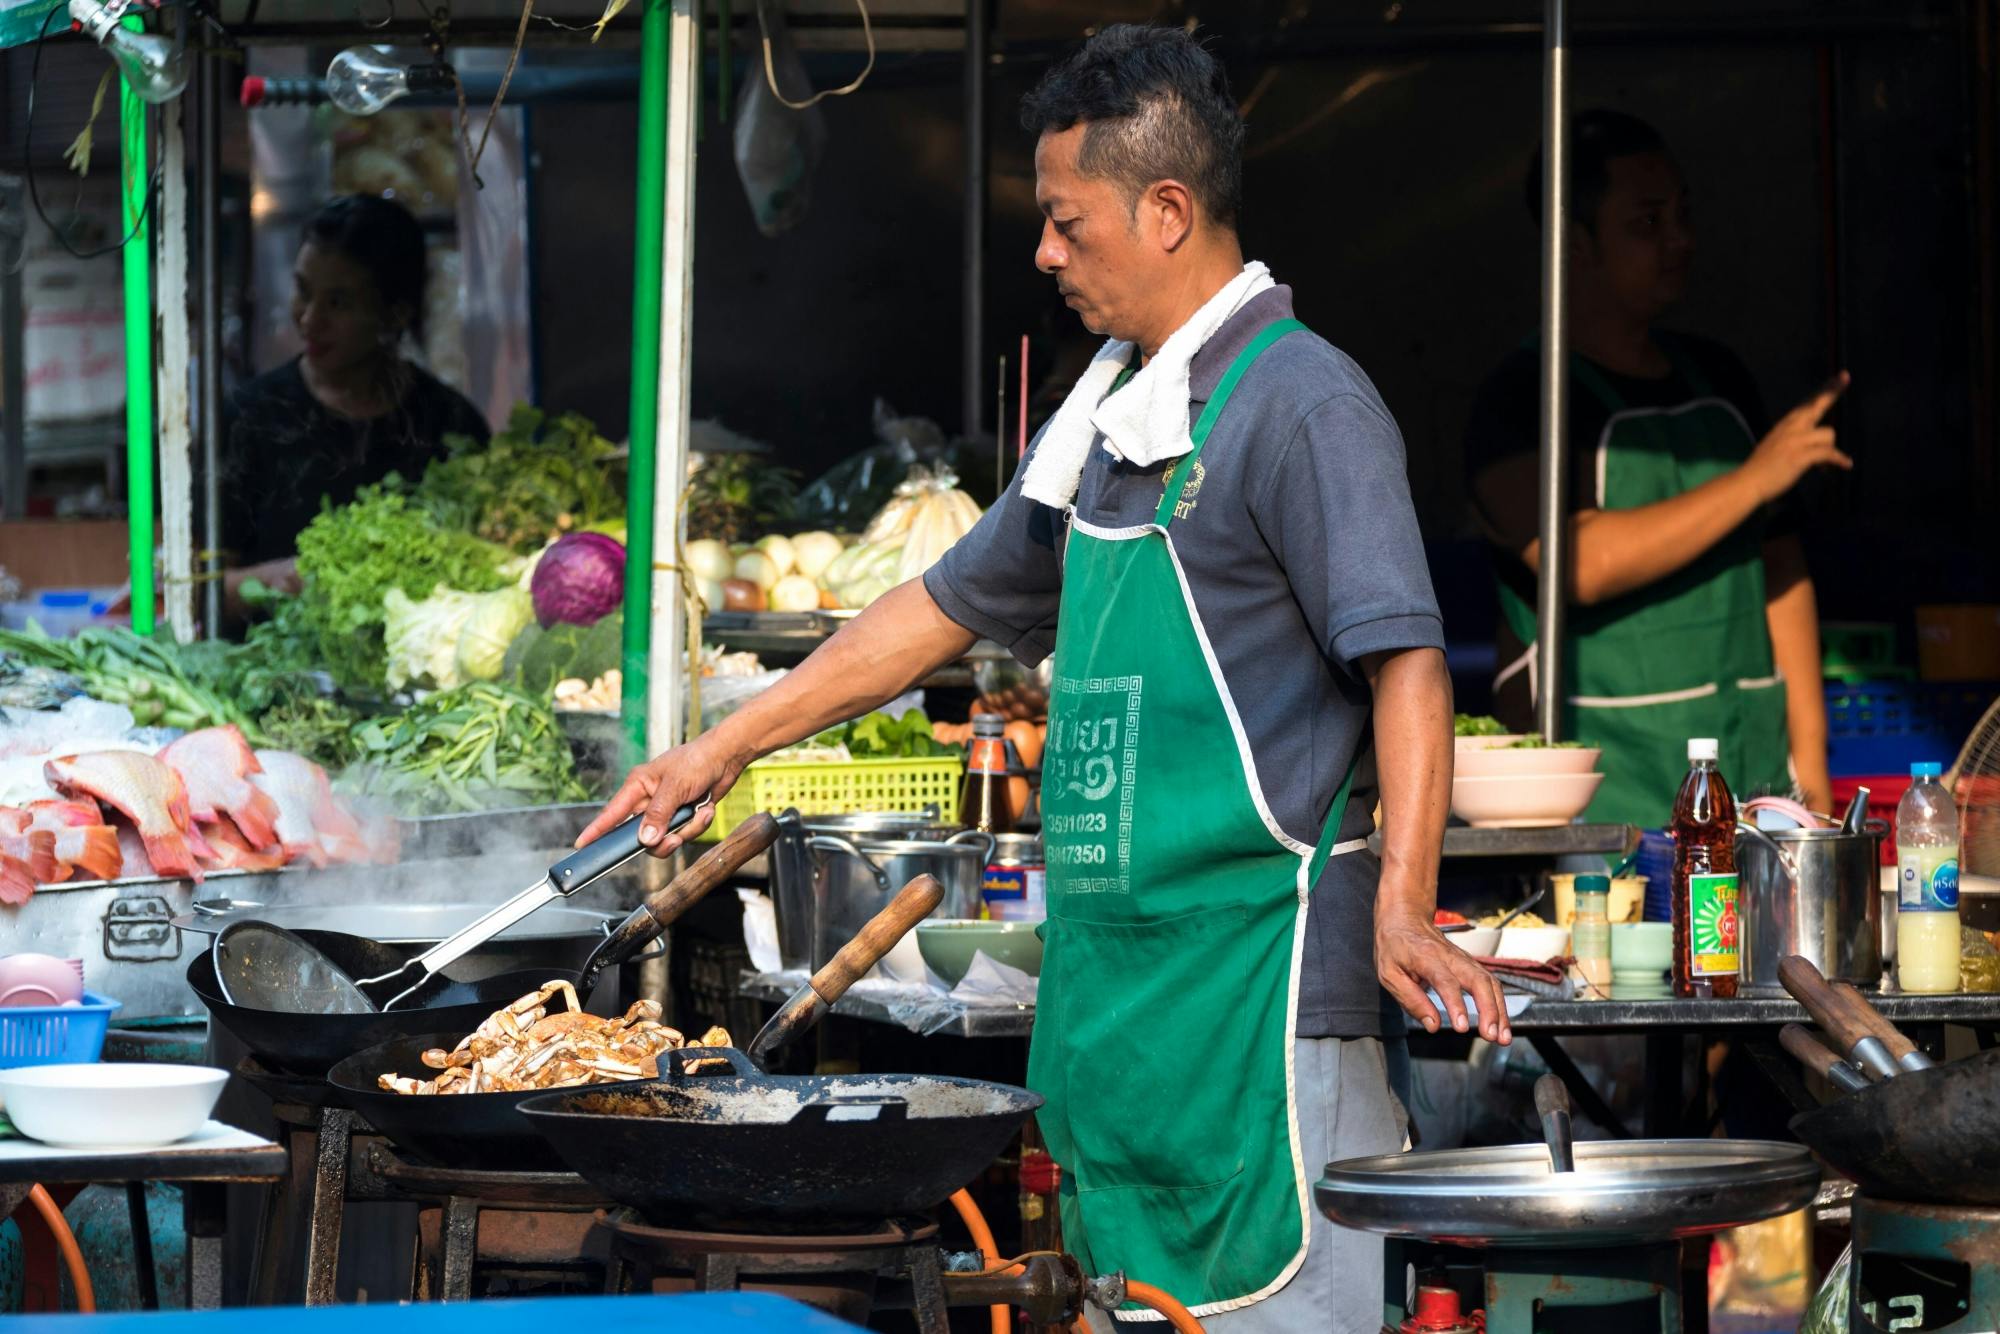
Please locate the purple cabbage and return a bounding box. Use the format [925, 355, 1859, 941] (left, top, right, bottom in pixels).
[531, 531, 626, 628]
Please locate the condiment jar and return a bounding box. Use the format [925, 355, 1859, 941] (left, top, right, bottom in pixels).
[1571, 874, 1612, 1001]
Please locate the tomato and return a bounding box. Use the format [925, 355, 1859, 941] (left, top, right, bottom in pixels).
[1434, 909, 1468, 926]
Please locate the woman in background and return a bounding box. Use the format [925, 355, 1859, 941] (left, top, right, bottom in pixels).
[218, 193, 486, 612]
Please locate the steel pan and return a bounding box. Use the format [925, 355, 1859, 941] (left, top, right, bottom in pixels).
[1317, 1139, 1820, 1248]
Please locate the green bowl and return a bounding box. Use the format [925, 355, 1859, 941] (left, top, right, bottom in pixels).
[1611, 922, 1674, 973]
[916, 920, 1044, 988]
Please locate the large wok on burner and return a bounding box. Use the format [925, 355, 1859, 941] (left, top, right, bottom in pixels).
[520, 1045, 1042, 1225]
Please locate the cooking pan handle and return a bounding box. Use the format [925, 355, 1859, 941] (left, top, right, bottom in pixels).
[666, 1045, 759, 1080]
[791, 1095, 911, 1126]
[947, 829, 998, 866]
[806, 834, 892, 892]
[1735, 822, 1798, 880]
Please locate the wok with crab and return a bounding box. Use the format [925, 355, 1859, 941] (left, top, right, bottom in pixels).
[194, 815, 781, 1079]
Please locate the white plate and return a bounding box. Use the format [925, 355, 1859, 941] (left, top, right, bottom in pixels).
[1450, 773, 1604, 828]
[0, 1063, 228, 1149]
[1454, 746, 1602, 778]
[1454, 734, 1531, 752]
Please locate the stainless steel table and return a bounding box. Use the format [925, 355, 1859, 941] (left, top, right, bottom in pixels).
[737, 971, 1034, 1039]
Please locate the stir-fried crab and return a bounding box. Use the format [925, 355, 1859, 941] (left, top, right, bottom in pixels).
[377, 979, 734, 1095]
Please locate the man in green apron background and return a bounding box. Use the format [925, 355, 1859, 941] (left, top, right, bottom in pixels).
[1465, 109, 1846, 828]
[579, 25, 1504, 1331]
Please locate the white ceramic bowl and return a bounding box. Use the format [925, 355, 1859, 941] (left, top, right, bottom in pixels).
[1454, 746, 1602, 779]
[1454, 734, 1531, 752]
[0, 1064, 228, 1148]
[1450, 773, 1605, 828]
[1447, 926, 1502, 957]
[1498, 925, 1573, 962]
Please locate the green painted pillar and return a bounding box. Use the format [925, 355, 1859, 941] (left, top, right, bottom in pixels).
[121, 54, 154, 636]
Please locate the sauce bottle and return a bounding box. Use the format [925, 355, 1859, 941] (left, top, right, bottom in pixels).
[961, 713, 1017, 835]
[1671, 738, 1740, 999]
[1571, 874, 1612, 1000]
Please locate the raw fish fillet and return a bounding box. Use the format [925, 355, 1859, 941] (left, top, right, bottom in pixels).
[0, 809, 60, 884]
[45, 752, 206, 882]
[114, 822, 154, 880]
[250, 751, 345, 868]
[23, 799, 122, 881]
[159, 726, 282, 851]
[200, 815, 289, 872]
[0, 852, 34, 904]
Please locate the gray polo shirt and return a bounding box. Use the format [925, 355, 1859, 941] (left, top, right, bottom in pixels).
[924, 286, 1443, 1039]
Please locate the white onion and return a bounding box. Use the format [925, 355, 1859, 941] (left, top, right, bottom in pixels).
[754, 533, 795, 578]
[768, 574, 821, 613]
[694, 578, 726, 613]
[734, 550, 781, 592]
[790, 531, 844, 580]
[686, 539, 734, 583]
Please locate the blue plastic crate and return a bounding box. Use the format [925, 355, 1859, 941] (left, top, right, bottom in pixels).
[1825, 680, 1997, 777]
[0, 992, 120, 1069]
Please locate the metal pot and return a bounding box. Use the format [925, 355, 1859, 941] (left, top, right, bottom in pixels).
[1736, 823, 1884, 994]
[767, 811, 961, 973]
[801, 831, 994, 984]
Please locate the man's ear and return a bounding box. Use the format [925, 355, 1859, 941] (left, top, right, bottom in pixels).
[1148, 178, 1197, 252]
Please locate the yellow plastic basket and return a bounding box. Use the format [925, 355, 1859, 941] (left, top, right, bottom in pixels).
[701, 754, 965, 840]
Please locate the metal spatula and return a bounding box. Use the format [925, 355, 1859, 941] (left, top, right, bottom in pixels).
[215, 804, 697, 1014]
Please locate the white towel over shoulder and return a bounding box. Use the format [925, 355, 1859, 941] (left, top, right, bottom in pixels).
[1018, 262, 1276, 510]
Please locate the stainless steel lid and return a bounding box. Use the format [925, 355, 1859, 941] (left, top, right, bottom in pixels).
[988, 833, 1043, 864]
[1316, 1139, 1819, 1248]
[802, 811, 961, 839]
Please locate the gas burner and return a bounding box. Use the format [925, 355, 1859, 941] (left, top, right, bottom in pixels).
[232, 1055, 338, 1109]
[595, 1210, 949, 1333]
[1850, 1195, 2000, 1332]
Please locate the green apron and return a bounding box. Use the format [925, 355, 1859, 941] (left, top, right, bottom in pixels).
[1496, 345, 1792, 827]
[1029, 319, 1361, 1318]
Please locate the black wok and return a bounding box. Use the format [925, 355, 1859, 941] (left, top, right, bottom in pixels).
[1791, 1045, 2000, 1206]
[188, 930, 595, 1078]
[519, 1045, 1043, 1225]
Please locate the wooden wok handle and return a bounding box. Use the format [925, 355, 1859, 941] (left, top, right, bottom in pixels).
[643, 813, 781, 929]
[1779, 956, 1871, 1053]
[1779, 1023, 1847, 1081]
[1833, 981, 1927, 1066]
[810, 874, 945, 1006]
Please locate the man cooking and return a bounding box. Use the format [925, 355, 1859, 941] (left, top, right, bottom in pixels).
[1465, 109, 1845, 825]
[578, 24, 1502, 1331]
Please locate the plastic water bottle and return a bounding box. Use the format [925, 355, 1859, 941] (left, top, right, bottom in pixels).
[1896, 761, 1961, 994]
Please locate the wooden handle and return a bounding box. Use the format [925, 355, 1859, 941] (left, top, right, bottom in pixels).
[810, 874, 946, 1005]
[1779, 1024, 1847, 1081]
[1533, 1073, 1570, 1120]
[1832, 982, 1923, 1063]
[642, 813, 781, 930]
[1778, 955, 1872, 1054]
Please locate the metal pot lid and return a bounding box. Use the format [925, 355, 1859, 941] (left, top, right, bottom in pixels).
[988, 833, 1043, 861]
[173, 901, 617, 943]
[1316, 1139, 1819, 1249]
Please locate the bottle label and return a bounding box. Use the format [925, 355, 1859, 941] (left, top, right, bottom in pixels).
[968, 738, 1007, 775]
[1688, 873, 1741, 977]
[1899, 846, 1961, 911]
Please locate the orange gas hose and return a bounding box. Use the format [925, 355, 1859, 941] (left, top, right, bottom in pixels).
[26, 1185, 95, 1313]
[1122, 1280, 1202, 1333]
[946, 1188, 1010, 1334]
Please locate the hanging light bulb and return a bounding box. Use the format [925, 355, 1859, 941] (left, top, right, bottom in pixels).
[324, 46, 455, 117]
[68, 0, 190, 104]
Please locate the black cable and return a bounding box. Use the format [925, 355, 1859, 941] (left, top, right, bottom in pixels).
[25, 1, 166, 260]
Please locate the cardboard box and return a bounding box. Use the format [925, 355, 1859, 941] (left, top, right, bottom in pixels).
[0, 519, 130, 593]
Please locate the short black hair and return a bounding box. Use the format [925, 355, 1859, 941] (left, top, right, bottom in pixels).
[1524, 109, 1669, 231]
[1019, 24, 1245, 228]
[301, 193, 429, 338]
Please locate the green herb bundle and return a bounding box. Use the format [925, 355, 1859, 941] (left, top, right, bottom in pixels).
[414, 406, 626, 553]
[341, 681, 589, 815]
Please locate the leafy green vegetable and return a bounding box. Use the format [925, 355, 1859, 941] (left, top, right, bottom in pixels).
[503, 614, 623, 694]
[807, 709, 957, 759]
[457, 586, 536, 682]
[340, 681, 589, 815]
[687, 451, 797, 543]
[1506, 738, 1589, 750]
[1453, 714, 1509, 738]
[0, 625, 265, 735]
[414, 406, 626, 553]
[258, 695, 362, 769]
[295, 484, 513, 692]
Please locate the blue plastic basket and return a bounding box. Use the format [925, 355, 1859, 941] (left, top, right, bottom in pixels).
[0, 992, 120, 1069]
[1825, 680, 1997, 777]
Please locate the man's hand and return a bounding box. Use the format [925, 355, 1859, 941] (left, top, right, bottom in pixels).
[1377, 904, 1511, 1043]
[1741, 372, 1853, 504]
[574, 731, 745, 857]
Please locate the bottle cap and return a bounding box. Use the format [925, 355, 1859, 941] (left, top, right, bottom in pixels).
[972, 713, 1006, 737]
[1911, 761, 1943, 779]
[1688, 738, 1719, 762]
[1574, 874, 1610, 893]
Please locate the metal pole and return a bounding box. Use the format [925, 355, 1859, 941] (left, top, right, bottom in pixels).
[156, 91, 195, 643]
[120, 48, 155, 637]
[646, 0, 700, 761]
[621, 0, 672, 767]
[960, 0, 987, 439]
[199, 52, 222, 638]
[0, 177, 23, 523]
[1533, 0, 1569, 744]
